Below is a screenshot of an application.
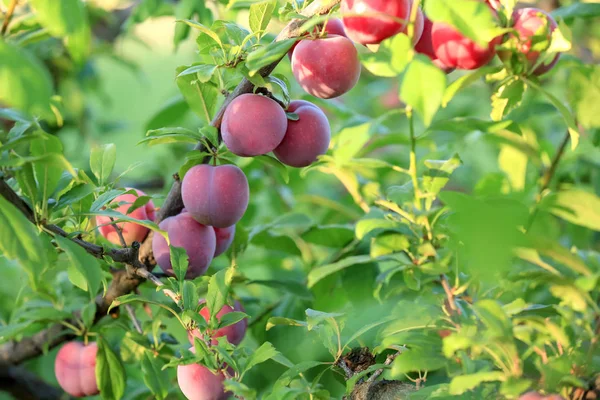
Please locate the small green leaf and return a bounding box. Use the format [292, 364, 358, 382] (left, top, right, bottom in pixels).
[245, 39, 296, 76]
[55, 236, 102, 300]
[241, 342, 279, 377]
[177, 64, 218, 82]
[249, 0, 277, 36]
[254, 155, 289, 183]
[449, 371, 506, 395]
[170, 246, 189, 283]
[141, 351, 169, 400]
[90, 144, 116, 186]
[205, 268, 234, 327]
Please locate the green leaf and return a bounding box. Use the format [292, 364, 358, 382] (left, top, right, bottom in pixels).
[544, 189, 600, 231]
[182, 280, 199, 312]
[400, 55, 446, 127]
[247, 279, 312, 300]
[141, 351, 169, 400]
[224, 380, 257, 400]
[96, 336, 126, 400]
[491, 79, 525, 121]
[170, 246, 189, 283]
[177, 19, 223, 50]
[360, 33, 412, 77]
[30, 134, 66, 203]
[442, 66, 503, 107]
[552, 3, 600, 21]
[29, 0, 91, 63]
[266, 317, 307, 331]
[422, 155, 462, 207]
[176, 66, 219, 124]
[308, 255, 380, 288]
[0, 195, 46, 287]
[55, 236, 102, 300]
[424, 0, 501, 45]
[218, 311, 247, 329]
[0, 42, 53, 118]
[567, 65, 600, 129]
[356, 218, 400, 240]
[249, 0, 277, 36]
[241, 342, 279, 377]
[526, 78, 580, 149]
[205, 268, 234, 327]
[90, 144, 116, 186]
[245, 39, 296, 76]
[0, 322, 30, 344]
[371, 233, 410, 258]
[177, 64, 218, 82]
[472, 300, 512, 337]
[449, 371, 506, 395]
[301, 225, 354, 248]
[254, 155, 289, 184]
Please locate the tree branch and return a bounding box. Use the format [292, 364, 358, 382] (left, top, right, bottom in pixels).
[0, 365, 71, 400]
[1, 0, 17, 36]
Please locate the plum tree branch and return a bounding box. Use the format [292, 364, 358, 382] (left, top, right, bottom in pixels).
[0, 0, 341, 369]
[138, 0, 342, 265]
[1, 0, 17, 36]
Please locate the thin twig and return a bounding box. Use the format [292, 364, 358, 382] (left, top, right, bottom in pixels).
[133, 268, 181, 306]
[440, 274, 459, 315]
[1, 0, 17, 36]
[366, 351, 403, 383]
[337, 358, 354, 379]
[109, 217, 128, 248]
[125, 305, 143, 334]
[540, 130, 571, 193]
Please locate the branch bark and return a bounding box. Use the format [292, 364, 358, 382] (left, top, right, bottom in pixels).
[0, 0, 341, 369]
[0, 365, 71, 400]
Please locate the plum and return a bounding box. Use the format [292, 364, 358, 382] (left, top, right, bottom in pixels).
[274, 100, 330, 167]
[221, 94, 287, 157]
[96, 188, 155, 246]
[54, 342, 99, 398]
[188, 300, 247, 346]
[177, 354, 229, 400]
[291, 35, 361, 99]
[341, 0, 412, 45]
[181, 164, 249, 228]
[152, 213, 216, 279]
[509, 8, 560, 75]
[214, 226, 235, 257]
[431, 21, 501, 70]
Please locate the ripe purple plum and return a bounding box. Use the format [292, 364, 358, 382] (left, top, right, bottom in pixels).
[177, 352, 229, 400]
[510, 8, 560, 75]
[96, 188, 155, 245]
[291, 35, 361, 99]
[221, 94, 287, 157]
[214, 226, 235, 257]
[152, 213, 216, 279]
[188, 300, 247, 346]
[181, 164, 249, 228]
[54, 342, 99, 398]
[341, 0, 412, 45]
[274, 100, 330, 168]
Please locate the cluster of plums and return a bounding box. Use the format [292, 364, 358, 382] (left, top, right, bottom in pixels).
[54, 301, 247, 398]
[291, 0, 561, 85]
